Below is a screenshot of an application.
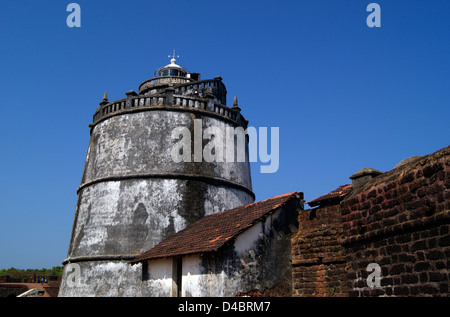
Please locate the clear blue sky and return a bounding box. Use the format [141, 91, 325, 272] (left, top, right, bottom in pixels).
[0, 0, 448, 269]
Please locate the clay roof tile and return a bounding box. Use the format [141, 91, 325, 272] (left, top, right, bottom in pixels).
[307, 184, 353, 207]
[130, 191, 302, 263]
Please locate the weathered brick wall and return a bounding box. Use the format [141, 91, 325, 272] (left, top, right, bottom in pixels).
[291, 204, 347, 296]
[292, 145, 449, 297]
[341, 146, 449, 296]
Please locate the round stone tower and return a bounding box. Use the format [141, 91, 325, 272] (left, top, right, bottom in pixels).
[59, 56, 254, 296]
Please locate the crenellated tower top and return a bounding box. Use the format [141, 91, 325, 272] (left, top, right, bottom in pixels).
[90, 52, 248, 130]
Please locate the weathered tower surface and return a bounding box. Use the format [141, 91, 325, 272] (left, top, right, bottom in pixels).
[59, 56, 254, 296]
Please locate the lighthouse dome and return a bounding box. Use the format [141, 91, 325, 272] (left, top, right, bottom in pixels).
[156, 54, 188, 77]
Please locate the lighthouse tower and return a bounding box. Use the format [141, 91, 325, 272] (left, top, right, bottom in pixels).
[59, 54, 254, 296]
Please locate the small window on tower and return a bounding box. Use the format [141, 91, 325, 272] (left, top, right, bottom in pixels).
[169, 69, 179, 76]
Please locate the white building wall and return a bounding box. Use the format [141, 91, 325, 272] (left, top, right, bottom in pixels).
[144, 258, 174, 297]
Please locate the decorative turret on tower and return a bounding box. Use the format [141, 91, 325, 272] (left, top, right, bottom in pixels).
[59, 54, 254, 296]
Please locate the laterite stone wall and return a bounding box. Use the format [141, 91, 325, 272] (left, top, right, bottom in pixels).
[292, 145, 449, 297]
[342, 145, 449, 296]
[291, 204, 347, 296]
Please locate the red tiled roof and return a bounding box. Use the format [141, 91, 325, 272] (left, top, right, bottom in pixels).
[307, 184, 353, 207]
[130, 192, 303, 263]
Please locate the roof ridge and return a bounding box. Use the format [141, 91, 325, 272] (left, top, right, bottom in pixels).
[198, 191, 299, 219]
[307, 184, 353, 206]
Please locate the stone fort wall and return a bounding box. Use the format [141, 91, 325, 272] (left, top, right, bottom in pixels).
[292, 145, 449, 296]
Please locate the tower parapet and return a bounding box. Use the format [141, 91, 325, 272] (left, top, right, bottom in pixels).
[91, 78, 246, 130]
[91, 56, 247, 130]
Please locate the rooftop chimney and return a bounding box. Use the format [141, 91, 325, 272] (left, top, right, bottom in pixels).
[349, 167, 383, 188]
